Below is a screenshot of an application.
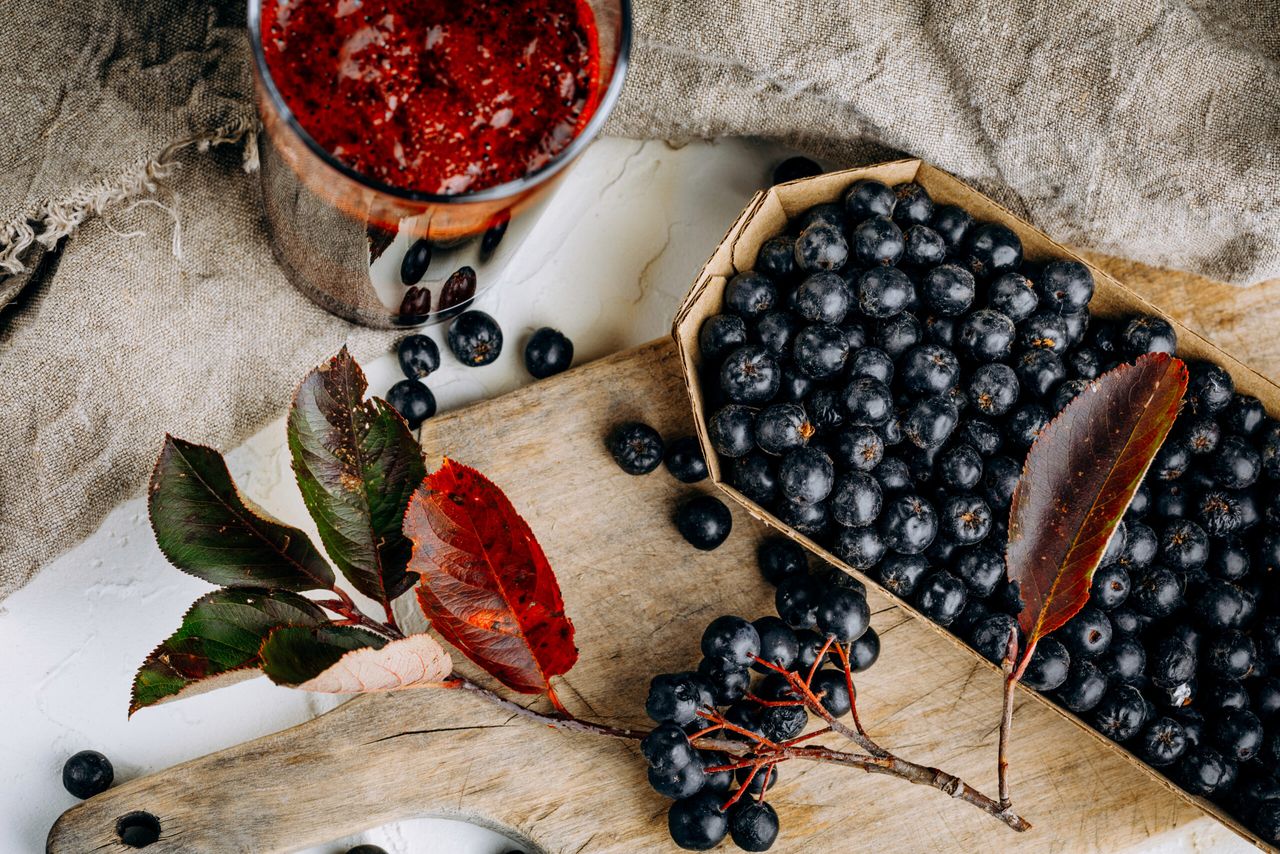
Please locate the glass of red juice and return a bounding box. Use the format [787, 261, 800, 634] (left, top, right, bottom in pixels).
[248, 0, 631, 327]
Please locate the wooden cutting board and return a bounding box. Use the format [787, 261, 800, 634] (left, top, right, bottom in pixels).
[49, 266, 1280, 853]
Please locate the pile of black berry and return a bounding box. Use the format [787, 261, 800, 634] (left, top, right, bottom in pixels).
[695, 174, 1280, 843]
[641, 537, 879, 851]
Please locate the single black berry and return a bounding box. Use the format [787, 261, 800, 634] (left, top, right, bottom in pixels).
[729, 800, 780, 852]
[62, 750, 114, 800]
[646, 672, 714, 725]
[400, 238, 432, 285]
[1023, 637, 1071, 692]
[397, 334, 441, 379]
[892, 182, 934, 226]
[839, 378, 892, 429]
[755, 311, 801, 355]
[720, 345, 781, 403]
[955, 545, 1004, 597]
[1139, 717, 1188, 767]
[1122, 315, 1177, 356]
[849, 627, 881, 672]
[1036, 260, 1094, 313]
[699, 314, 749, 361]
[793, 324, 850, 379]
[900, 344, 960, 396]
[697, 657, 751, 705]
[812, 669, 853, 716]
[939, 494, 992, 546]
[857, 267, 915, 318]
[725, 272, 778, 318]
[851, 216, 905, 267]
[642, 721, 697, 771]
[816, 587, 870, 642]
[877, 553, 930, 598]
[830, 525, 887, 571]
[965, 222, 1022, 278]
[831, 426, 885, 472]
[757, 537, 807, 586]
[971, 613, 1018, 663]
[987, 272, 1039, 322]
[880, 494, 938, 555]
[608, 422, 664, 475]
[915, 265, 972, 320]
[752, 616, 800, 672]
[776, 575, 821, 629]
[756, 403, 814, 456]
[668, 791, 729, 850]
[903, 225, 947, 267]
[675, 495, 733, 550]
[448, 310, 503, 366]
[845, 179, 897, 219]
[1058, 606, 1113, 660]
[1090, 564, 1131, 610]
[665, 436, 709, 484]
[702, 615, 761, 667]
[1092, 684, 1147, 742]
[931, 204, 973, 248]
[794, 225, 849, 273]
[757, 236, 798, 281]
[958, 309, 1016, 361]
[523, 327, 574, 378]
[709, 405, 756, 458]
[915, 570, 968, 625]
[829, 472, 883, 528]
[386, 379, 437, 430]
[1056, 659, 1109, 713]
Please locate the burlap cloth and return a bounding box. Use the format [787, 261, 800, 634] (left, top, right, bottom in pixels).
[1, 0, 1276, 600]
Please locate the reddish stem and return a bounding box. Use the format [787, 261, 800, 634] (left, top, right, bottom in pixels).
[806, 635, 836, 687]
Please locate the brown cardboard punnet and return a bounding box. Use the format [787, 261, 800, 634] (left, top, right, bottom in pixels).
[672, 158, 1280, 852]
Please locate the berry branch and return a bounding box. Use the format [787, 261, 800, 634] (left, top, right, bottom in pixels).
[431, 649, 1031, 832]
[317, 542, 1032, 835]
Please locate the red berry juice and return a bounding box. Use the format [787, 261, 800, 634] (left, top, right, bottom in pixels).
[261, 0, 602, 196]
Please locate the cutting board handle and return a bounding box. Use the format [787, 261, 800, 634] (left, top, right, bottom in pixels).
[46, 688, 627, 853]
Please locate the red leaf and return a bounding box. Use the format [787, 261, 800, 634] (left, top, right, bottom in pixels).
[405, 459, 577, 694]
[1007, 353, 1187, 668]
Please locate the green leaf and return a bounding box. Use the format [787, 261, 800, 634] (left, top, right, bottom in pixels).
[287, 347, 426, 610]
[149, 436, 335, 591]
[130, 588, 327, 714]
[258, 625, 389, 687]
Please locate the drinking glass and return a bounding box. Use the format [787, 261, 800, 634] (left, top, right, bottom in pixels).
[247, 1, 632, 328]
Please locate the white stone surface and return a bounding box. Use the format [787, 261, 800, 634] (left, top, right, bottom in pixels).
[0, 138, 1250, 854]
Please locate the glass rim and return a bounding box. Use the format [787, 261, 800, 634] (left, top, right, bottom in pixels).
[246, 0, 632, 206]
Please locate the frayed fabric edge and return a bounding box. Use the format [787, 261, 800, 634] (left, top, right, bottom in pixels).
[0, 114, 260, 281]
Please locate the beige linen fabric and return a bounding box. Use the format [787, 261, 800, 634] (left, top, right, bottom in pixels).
[1, 0, 1277, 599]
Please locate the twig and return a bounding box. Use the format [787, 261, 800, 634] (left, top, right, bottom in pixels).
[315, 594, 405, 641]
[998, 630, 1022, 811]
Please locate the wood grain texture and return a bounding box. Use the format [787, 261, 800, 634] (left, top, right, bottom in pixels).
[51, 333, 1258, 854]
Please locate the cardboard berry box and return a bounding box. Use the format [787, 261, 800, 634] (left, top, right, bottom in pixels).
[671, 157, 1280, 852]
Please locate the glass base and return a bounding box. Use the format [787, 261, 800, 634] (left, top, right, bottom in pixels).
[261, 133, 553, 329]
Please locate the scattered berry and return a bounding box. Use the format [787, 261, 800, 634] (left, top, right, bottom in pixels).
[523, 327, 574, 378]
[386, 379, 437, 429]
[675, 495, 733, 551]
[62, 750, 114, 800]
[608, 422, 664, 475]
[447, 310, 503, 366]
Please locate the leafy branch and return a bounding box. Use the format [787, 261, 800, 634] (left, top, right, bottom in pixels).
[141, 347, 1207, 839]
[995, 352, 1187, 810]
